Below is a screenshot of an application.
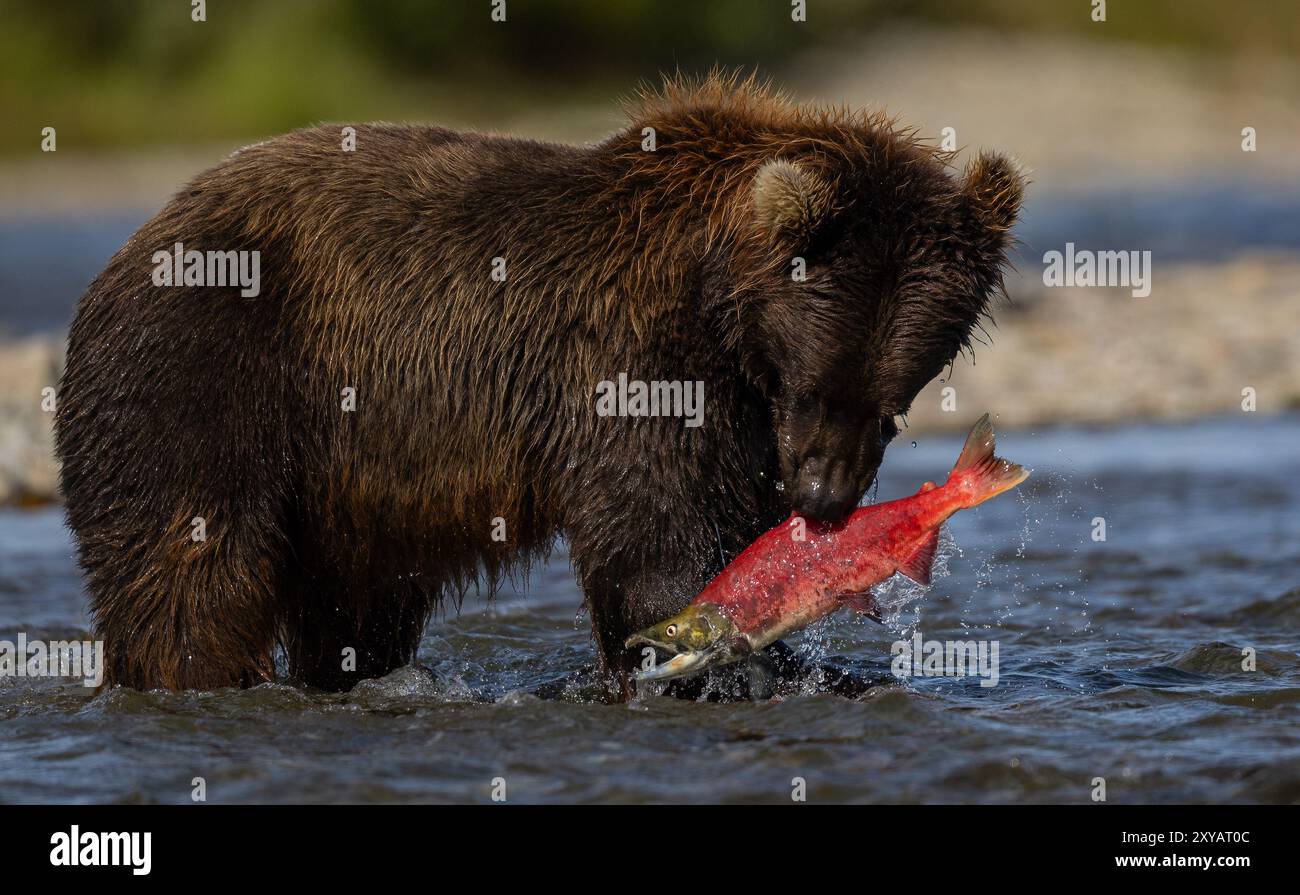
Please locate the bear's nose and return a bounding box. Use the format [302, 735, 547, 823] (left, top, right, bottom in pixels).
[791, 462, 856, 523]
[793, 487, 855, 523]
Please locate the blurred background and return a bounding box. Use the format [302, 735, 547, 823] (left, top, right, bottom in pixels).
[1, 0, 1298, 502]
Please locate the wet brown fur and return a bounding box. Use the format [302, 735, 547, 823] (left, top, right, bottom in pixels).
[56, 73, 1023, 696]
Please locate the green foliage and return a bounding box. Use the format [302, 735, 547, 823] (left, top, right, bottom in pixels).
[0, 0, 1292, 154]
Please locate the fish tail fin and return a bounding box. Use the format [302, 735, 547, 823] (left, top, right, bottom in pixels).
[949, 413, 1030, 508]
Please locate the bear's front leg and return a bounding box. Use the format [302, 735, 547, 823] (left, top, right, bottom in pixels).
[577, 562, 711, 702]
[568, 498, 729, 701]
[583, 578, 637, 702]
[564, 394, 787, 700]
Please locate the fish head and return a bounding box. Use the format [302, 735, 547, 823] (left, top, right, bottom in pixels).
[624, 603, 745, 683]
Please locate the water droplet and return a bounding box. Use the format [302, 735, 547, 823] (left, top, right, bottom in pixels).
[910, 441, 918, 448]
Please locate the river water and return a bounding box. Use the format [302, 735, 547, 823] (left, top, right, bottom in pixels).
[2, 414, 1296, 803]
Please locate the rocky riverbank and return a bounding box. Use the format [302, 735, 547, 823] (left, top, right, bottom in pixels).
[0, 335, 63, 505]
[903, 253, 1300, 434]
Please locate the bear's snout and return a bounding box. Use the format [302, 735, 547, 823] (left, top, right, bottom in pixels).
[789, 456, 865, 523]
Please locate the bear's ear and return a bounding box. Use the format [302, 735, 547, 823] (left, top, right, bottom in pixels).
[751, 159, 835, 246]
[961, 151, 1026, 240]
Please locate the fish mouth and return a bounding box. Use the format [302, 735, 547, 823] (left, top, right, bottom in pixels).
[631, 641, 737, 683]
[627, 631, 752, 684]
[623, 633, 675, 652]
[623, 630, 715, 683]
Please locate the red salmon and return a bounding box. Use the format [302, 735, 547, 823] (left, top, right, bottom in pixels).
[626, 413, 1028, 682]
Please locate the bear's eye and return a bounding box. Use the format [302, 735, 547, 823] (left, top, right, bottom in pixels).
[791, 391, 820, 416]
[665, 624, 678, 638]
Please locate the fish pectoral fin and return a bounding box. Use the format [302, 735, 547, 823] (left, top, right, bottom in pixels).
[839, 591, 882, 623]
[725, 634, 754, 658]
[897, 529, 940, 586]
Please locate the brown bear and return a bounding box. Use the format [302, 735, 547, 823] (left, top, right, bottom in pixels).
[55, 74, 1023, 698]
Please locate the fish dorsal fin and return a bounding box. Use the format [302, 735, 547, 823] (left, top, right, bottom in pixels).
[840, 591, 882, 623]
[897, 529, 940, 585]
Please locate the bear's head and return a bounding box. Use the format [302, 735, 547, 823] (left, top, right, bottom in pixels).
[736, 149, 1025, 522]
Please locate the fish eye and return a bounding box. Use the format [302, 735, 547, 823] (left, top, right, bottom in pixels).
[665, 624, 678, 638]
